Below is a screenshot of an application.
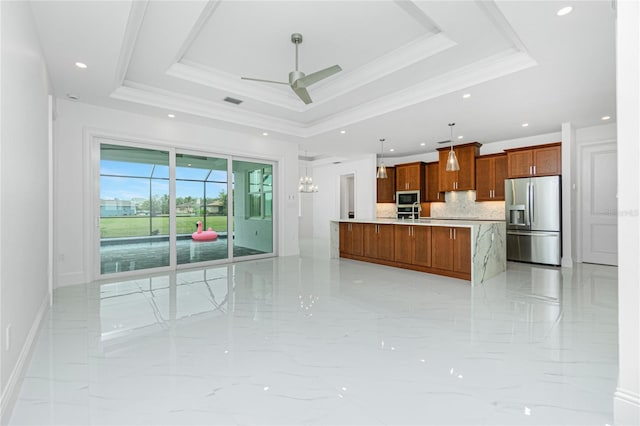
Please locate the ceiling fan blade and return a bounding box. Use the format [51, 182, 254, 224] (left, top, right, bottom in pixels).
[292, 86, 313, 104]
[241, 76, 289, 85]
[293, 65, 342, 89]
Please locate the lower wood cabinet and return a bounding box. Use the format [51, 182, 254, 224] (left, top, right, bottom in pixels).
[431, 226, 471, 275]
[339, 222, 363, 256]
[363, 223, 395, 261]
[394, 225, 431, 267]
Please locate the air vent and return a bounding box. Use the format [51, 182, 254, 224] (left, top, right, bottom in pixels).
[436, 139, 451, 144]
[223, 97, 243, 105]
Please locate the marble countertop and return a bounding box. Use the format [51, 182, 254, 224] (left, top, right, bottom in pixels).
[333, 218, 505, 227]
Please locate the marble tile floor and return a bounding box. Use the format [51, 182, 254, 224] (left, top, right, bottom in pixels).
[10, 242, 618, 425]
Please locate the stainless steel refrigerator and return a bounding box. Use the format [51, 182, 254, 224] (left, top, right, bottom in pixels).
[505, 175, 561, 266]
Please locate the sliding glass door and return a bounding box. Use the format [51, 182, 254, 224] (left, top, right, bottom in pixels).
[98, 142, 274, 277]
[99, 144, 170, 274]
[175, 153, 229, 265]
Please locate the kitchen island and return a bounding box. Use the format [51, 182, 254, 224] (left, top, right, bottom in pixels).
[330, 218, 506, 285]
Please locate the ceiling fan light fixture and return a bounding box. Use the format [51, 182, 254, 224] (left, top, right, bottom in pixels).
[445, 123, 460, 172]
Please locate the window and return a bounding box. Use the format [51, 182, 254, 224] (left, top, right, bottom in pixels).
[247, 166, 272, 219]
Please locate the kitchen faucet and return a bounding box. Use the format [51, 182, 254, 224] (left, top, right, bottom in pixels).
[412, 201, 421, 220]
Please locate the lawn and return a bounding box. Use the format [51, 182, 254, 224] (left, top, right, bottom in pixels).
[100, 215, 229, 238]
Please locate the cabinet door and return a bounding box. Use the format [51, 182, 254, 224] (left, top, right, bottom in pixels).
[395, 166, 407, 191]
[363, 224, 378, 258]
[351, 223, 364, 256]
[376, 167, 396, 203]
[455, 146, 477, 190]
[493, 155, 508, 200]
[475, 157, 493, 201]
[377, 224, 395, 261]
[507, 150, 533, 178]
[413, 226, 431, 267]
[426, 162, 444, 202]
[438, 150, 456, 192]
[533, 145, 561, 176]
[431, 227, 454, 270]
[394, 225, 413, 264]
[405, 164, 422, 191]
[339, 223, 350, 254]
[453, 227, 471, 274]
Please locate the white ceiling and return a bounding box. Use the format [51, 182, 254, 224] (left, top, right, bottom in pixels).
[29, 0, 616, 158]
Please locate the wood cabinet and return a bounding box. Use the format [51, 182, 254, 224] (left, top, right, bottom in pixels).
[505, 142, 561, 178]
[424, 161, 445, 202]
[475, 154, 508, 201]
[431, 226, 471, 276]
[394, 225, 431, 267]
[376, 166, 396, 203]
[395, 162, 425, 192]
[437, 143, 482, 191]
[363, 223, 395, 261]
[339, 222, 363, 256]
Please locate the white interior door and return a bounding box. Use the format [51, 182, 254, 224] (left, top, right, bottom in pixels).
[581, 141, 618, 265]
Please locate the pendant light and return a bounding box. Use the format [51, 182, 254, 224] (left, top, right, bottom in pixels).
[376, 138, 388, 179]
[299, 151, 318, 193]
[445, 122, 460, 172]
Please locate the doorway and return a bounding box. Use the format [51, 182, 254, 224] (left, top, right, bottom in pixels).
[340, 173, 355, 219]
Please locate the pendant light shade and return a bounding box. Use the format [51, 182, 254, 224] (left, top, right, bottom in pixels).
[445, 123, 460, 172]
[377, 138, 388, 179]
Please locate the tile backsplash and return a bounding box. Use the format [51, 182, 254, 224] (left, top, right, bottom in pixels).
[430, 191, 505, 220]
[377, 191, 505, 220]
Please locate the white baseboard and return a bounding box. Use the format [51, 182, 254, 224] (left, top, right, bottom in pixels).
[615, 388, 640, 426]
[0, 293, 50, 425]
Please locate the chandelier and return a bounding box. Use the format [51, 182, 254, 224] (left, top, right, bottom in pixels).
[299, 151, 318, 193]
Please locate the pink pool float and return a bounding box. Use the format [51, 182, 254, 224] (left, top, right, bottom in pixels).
[191, 221, 218, 241]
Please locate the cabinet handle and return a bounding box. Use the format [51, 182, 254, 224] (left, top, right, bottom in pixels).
[437, 193, 439, 200]
[454, 228, 457, 239]
[449, 228, 452, 239]
[533, 165, 536, 175]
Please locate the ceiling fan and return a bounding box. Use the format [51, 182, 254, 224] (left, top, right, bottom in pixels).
[241, 33, 342, 105]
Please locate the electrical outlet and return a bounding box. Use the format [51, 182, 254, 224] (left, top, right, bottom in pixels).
[5, 324, 11, 351]
[491, 233, 495, 241]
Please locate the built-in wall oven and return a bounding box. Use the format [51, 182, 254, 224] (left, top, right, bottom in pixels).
[396, 190, 420, 219]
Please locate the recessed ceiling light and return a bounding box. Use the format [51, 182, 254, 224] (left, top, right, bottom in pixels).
[462, 93, 471, 99]
[75, 62, 87, 69]
[66, 93, 78, 101]
[521, 123, 529, 127]
[556, 6, 573, 16]
[601, 115, 611, 120]
[420, 142, 426, 146]
[167, 113, 175, 118]
[340, 130, 346, 134]
[262, 132, 269, 136]
[389, 148, 395, 152]
[458, 135, 463, 139]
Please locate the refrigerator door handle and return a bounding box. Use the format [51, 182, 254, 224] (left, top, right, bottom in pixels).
[525, 182, 531, 226]
[530, 183, 536, 225]
[507, 230, 559, 237]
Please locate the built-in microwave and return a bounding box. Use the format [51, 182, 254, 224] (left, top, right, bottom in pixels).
[396, 190, 419, 206]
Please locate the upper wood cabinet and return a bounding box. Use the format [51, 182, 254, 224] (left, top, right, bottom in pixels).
[424, 162, 445, 202]
[475, 154, 508, 201]
[395, 162, 425, 192]
[376, 166, 396, 203]
[505, 142, 561, 178]
[437, 143, 482, 192]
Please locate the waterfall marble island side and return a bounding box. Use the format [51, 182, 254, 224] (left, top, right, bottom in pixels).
[330, 219, 506, 285]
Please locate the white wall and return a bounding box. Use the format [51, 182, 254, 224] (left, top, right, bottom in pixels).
[615, 1, 640, 423]
[309, 155, 377, 239]
[54, 100, 299, 287]
[0, 1, 51, 421]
